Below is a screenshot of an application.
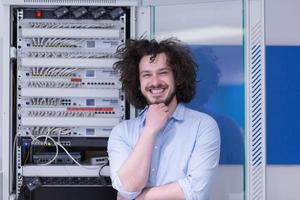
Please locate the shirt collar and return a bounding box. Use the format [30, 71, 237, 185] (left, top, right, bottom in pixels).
[172, 103, 185, 121]
[139, 103, 185, 127]
[138, 106, 148, 127]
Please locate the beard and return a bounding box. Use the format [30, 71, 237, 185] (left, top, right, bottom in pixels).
[144, 84, 176, 106]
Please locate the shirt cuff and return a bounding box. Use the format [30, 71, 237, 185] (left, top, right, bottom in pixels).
[112, 174, 141, 200]
[178, 178, 192, 200]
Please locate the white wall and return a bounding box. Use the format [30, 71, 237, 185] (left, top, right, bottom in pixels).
[155, 1, 242, 45]
[0, 1, 4, 174]
[0, 38, 2, 173]
[211, 166, 243, 200]
[0, 170, 2, 200]
[0, 4, 4, 200]
[266, 166, 300, 200]
[0, 36, 2, 199]
[266, 0, 300, 45]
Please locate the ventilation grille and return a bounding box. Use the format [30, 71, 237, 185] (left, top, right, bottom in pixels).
[249, 21, 265, 200]
[23, 0, 116, 5]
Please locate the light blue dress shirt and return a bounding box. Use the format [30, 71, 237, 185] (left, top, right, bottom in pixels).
[107, 103, 220, 200]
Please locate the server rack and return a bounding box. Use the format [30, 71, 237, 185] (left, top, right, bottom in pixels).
[0, 1, 150, 199]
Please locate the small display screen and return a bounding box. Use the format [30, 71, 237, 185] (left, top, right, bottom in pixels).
[86, 40, 96, 48]
[86, 99, 95, 106]
[86, 128, 95, 136]
[86, 70, 95, 78]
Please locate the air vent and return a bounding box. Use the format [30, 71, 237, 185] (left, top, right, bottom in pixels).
[23, 0, 117, 5]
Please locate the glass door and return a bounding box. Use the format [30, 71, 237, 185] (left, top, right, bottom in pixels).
[151, 1, 245, 199]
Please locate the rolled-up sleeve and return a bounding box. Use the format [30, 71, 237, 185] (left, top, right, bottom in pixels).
[107, 122, 141, 199]
[178, 117, 220, 200]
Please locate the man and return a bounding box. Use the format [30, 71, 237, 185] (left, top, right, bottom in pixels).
[108, 38, 220, 200]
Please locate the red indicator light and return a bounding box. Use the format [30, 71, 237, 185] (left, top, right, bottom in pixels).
[70, 78, 82, 82]
[67, 107, 114, 112]
[35, 10, 42, 18]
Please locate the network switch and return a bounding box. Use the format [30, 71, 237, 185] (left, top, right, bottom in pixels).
[33, 152, 81, 165]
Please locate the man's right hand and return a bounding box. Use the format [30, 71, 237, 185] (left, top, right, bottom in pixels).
[115, 103, 170, 193]
[144, 103, 170, 135]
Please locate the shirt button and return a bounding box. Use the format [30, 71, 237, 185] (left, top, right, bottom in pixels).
[151, 168, 155, 172]
[154, 146, 158, 149]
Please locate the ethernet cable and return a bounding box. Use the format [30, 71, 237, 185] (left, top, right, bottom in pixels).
[29, 134, 104, 170]
[31, 135, 59, 166]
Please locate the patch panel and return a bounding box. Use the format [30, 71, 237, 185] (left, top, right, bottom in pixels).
[21, 97, 122, 107]
[21, 67, 120, 78]
[21, 137, 108, 148]
[24, 80, 120, 89]
[33, 152, 81, 164]
[21, 57, 118, 68]
[22, 38, 121, 51]
[19, 126, 113, 137]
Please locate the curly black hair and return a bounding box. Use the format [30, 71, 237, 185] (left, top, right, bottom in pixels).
[113, 38, 197, 109]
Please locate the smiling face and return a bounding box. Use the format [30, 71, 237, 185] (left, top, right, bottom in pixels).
[139, 53, 177, 106]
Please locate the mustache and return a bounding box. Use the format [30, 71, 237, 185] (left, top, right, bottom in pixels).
[145, 84, 167, 91]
